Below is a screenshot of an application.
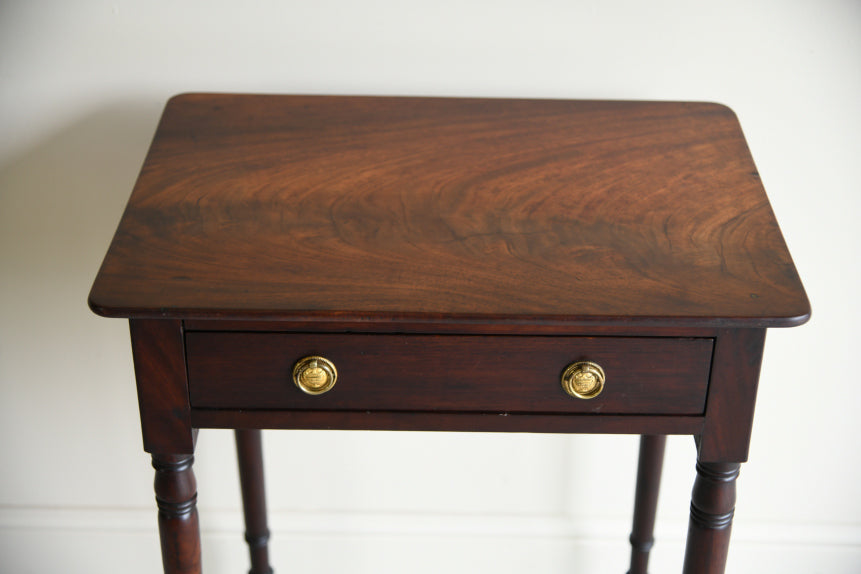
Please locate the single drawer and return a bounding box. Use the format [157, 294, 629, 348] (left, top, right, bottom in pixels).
[186, 333, 713, 415]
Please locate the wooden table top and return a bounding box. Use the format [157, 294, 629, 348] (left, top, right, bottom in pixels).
[89, 94, 809, 328]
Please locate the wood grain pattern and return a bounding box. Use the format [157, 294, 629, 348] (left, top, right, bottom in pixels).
[697, 328, 767, 462]
[88, 95, 812, 574]
[130, 319, 195, 454]
[89, 94, 809, 328]
[185, 333, 714, 415]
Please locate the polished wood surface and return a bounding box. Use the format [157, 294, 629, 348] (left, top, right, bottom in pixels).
[89, 94, 809, 328]
[186, 332, 713, 414]
[152, 454, 201, 574]
[130, 319, 193, 454]
[89, 95, 810, 574]
[235, 430, 273, 574]
[628, 435, 667, 574]
[697, 328, 766, 462]
[682, 462, 741, 574]
[191, 409, 705, 436]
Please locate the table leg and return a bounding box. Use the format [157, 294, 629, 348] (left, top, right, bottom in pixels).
[682, 461, 741, 574]
[627, 434, 666, 574]
[236, 429, 274, 574]
[152, 454, 202, 574]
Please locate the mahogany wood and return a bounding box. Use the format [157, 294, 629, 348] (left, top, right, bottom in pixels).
[130, 320, 194, 454]
[89, 95, 809, 329]
[627, 435, 667, 574]
[698, 329, 766, 462]
[183, 319, 718, 337]
[186, 333, 713, 415]
[152, 454, 202, 574]
[682, 462, 741, 574]
[88, 95, 811, 574]
[235, 430, 273, 574]
[191, 410, 705, 435]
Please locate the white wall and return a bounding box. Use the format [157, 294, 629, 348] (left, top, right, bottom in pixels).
[1, 1, 859, 572]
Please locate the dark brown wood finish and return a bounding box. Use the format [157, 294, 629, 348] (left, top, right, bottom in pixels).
[89, 95, 809, 329]
[88, 95, 810, 574]
[628, 435, 667, 574]
[698, 329, 766, 462]
[192, 410, 705, 435]
[186, 332, 713, 414]
[682, 462, 741, 574]
[235, 430, 273, 574]
[183, 319, 719, 337]
[152, 454, 202, 574]
[130, 319, 194, 454]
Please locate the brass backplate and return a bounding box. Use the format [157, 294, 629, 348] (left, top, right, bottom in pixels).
[561, 361, 605, 399]
[293, 355, 338, 395]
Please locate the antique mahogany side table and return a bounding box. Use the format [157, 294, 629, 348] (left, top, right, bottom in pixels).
[89, 94, 809, 574]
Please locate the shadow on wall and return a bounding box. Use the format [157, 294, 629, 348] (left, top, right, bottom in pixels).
[0, 100, 167, 382]
[0, 101, 168, 498]
[0, 101, 165, 285]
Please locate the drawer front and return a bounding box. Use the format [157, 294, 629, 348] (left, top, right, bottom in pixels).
[186, 333, 713, 415]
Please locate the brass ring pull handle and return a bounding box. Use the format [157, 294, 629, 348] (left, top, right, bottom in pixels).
[293, 356, 338, 395]
[561, 361, 605, 399]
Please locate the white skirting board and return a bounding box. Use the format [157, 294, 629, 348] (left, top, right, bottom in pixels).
[2, 508, 859, 574]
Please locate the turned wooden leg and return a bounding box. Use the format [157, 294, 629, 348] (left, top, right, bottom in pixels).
[152, 454, 202, 574]
[236, 429, 274, 574]
[682, 461, 741, 574]
[627, 434, 666, 574]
